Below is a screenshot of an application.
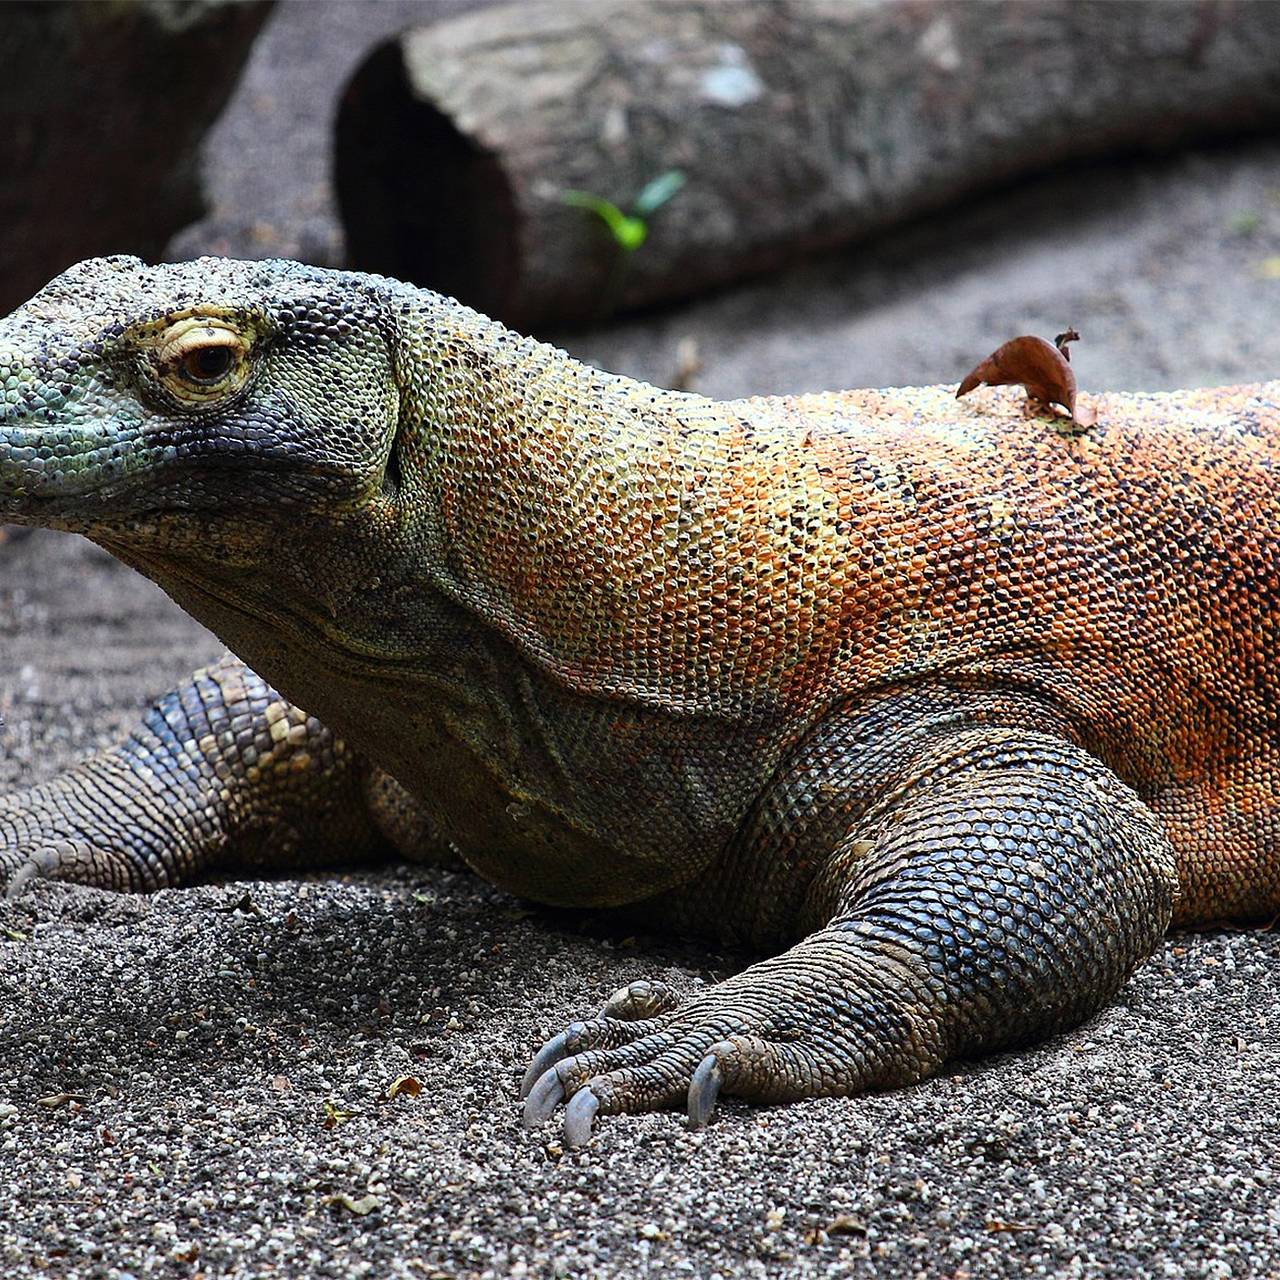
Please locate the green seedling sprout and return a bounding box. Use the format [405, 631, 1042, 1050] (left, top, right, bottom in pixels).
[562, 170, 686, 253]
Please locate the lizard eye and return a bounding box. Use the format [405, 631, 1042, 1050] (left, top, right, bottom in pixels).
[154, 320, 250, 402]
[179, 344, 236, 385]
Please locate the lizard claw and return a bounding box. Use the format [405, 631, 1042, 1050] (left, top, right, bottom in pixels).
[563, 1085, 600, 1147]
[519, 1014, 666, 1102]
[2, 836, 145, 897]
[4, 858, 44, 900]
[521, 1067, 566, 1128]
[3, 842, 78, 899]
[516, 966, 892, 1143]
[519, 1027, 578, 1098]
[687, 1045, 727, 1128]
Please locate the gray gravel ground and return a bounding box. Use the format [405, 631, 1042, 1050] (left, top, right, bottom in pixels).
[4, 1, 1280, 1276]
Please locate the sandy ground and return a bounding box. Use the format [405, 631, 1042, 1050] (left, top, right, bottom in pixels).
[4, 1, 1280, 1276]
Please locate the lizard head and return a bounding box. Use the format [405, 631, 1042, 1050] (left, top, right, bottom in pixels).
[0, 255, 404, 560]
[0, 254, 448, 677]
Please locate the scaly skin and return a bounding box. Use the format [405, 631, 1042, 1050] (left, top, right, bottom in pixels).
[1, 257, 1277, 1145]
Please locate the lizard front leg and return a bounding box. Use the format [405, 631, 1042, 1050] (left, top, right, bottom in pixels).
[1, 655, 448, 894]
[521, 728, 1178, 1144]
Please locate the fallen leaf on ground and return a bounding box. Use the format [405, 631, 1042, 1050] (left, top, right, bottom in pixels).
[324, 1192, 382, 1216]
[827, 1213, 867, 1236]
[984, 1218, 1039, 1233]
[387, 1075, 422, 1099]
[957, 332, 1097, 429]
[37, 1093, 87, 1109]
[213, 890, 262, 916]
[322, 1099, 358, 1129]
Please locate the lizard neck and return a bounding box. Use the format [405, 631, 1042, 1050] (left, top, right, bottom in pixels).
[398, 295, 762, 711]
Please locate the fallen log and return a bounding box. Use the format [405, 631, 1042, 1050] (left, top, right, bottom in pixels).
[335, 0, 1280, 330]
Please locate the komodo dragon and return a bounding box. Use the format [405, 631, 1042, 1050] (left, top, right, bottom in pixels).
[2, 257, 1277, 1147]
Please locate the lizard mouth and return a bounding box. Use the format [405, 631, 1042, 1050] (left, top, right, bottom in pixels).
[0, 419, 152, 523]
[0, 418, 366, 533]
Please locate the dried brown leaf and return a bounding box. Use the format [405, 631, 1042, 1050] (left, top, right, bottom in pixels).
[323, 1192, 382, 1216]
[957, 332, 1096, 429]
[322, 1099, 357, 1129]
[387, 1075, 422, 1099]
[213, 889, 262, 915]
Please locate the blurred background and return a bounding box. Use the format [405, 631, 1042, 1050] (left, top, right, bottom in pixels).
[3, 0, 1278, 406]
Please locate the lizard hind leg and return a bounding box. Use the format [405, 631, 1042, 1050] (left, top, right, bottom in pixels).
[520, 729, 1178, 1145]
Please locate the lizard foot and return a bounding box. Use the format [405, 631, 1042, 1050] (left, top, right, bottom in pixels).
[521, 1017, 814, 1147]
[518, 936, 944, 1147]
[519, 1005, 717, 1147]
[520, 731, 1180, 1147]
[0, 658, 390, 895]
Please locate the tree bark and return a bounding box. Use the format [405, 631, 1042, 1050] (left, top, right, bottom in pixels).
[335, 0, 1280, 331]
